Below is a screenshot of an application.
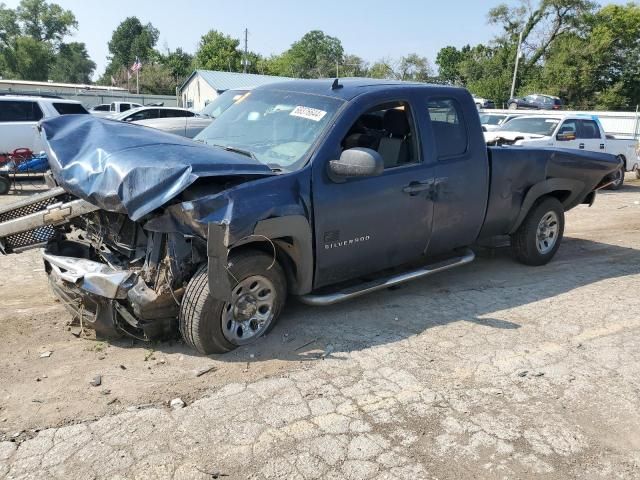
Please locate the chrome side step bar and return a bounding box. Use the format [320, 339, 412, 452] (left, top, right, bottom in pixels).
[299, 248, 475, 306]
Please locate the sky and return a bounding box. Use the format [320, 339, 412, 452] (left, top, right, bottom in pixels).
[2, 0, 626, 78]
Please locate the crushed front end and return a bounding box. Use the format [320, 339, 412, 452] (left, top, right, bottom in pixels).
[0, 188, 207, 339]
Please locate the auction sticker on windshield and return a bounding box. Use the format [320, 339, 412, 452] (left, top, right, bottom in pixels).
[290, 106, 327, 122]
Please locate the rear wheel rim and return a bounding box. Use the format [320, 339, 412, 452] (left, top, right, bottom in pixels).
[221, 275, 276, 345]
[536, 211, 560, 254]
[613, 167, 624, 186]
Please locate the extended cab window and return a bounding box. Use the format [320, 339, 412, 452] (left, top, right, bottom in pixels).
[427, 98, 467, 158]
[0, 101, 43, 122]
[578, 120, 601, 139]
[53, 103, 88, 115]
[342, 101, 419, 169]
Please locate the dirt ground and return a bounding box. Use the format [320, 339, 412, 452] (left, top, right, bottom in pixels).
[1, 175, 639, 479]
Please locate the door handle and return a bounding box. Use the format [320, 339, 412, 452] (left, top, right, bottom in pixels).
[600, 144, 605, 150]
[402, 180, 434, 196]
[579, 143, 585, 149]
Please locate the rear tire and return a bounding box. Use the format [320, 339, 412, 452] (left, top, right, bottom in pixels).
[607, 163, 625, 190]
[179, 250, 287, 354]
[511, 197, 565, 266]
[0, 176, 10, 195]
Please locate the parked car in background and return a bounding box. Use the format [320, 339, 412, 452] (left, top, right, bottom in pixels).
[111, 106, 196, 123]
[89, 104, 111, 116]
[91, 101, 142, 118]
[508, 94, 562, 110]
[0, 95, 88, 155]
[199, 89, 250, 119]
[485, 115, 638, 189]
[125, 91, 250, 138]
[479, 113, 520, 132]
[472, 96, 495, 109]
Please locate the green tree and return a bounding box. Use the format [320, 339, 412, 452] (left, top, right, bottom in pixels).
[0, 0, 78, 80]
[283, 30, 344, 78]
[488, 0, 596, 91]
[49, 42, 95, 83]
[161, 47, 193, 84]
[339, 53, 368, 77]
[396, 53, 433, 82]
[16, 0, 76, 44]
[195, 30, 241, 71]
[435, 45, 470, 85]
[368, 59, 395, 79]
[105, 17, 159, 77]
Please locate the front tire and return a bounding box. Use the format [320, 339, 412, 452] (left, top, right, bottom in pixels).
[179, 250, 286, 354]
[511, 197, 565, 266]
[508, 102, 518, 110]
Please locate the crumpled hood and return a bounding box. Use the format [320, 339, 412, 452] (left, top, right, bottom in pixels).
[484, 131, 547, 143]
[41, 115, 274, 220]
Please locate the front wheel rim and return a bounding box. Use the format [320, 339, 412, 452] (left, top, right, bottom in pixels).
[221, 275, 276, 345]
[536, 211, 560, 254]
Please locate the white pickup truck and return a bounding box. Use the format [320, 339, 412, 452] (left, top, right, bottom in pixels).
[0, 95, 89, 155]
[485, 115, 639, 189]
[89, 101, 143, 118]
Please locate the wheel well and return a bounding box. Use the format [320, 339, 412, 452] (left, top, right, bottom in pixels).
[544, 190, 572, 205]
[618, 154, 627, 169]
[229, 240, 297, 293]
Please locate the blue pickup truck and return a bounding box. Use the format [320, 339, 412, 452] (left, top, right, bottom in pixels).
[0, 79, 620, 354]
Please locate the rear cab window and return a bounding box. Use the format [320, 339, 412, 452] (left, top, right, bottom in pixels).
[0, 101, 43, 122]
[578, 119, 601, 139]
[426, 98, 468, 158]
[53, 103, 89, 115]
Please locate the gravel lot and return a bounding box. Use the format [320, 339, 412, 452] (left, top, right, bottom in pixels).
[1, 176, 639, 479]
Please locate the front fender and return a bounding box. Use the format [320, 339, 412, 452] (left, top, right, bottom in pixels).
[206, 215, 314, 301]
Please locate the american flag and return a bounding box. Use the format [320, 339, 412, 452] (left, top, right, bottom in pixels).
[130, 57, 142, 73]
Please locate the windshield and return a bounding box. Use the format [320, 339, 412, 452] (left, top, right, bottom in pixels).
[479, 114, 506, 125]
[200, 90, 249, 118]
[194, 89, 344, 171]
[496, 117, 560, 136]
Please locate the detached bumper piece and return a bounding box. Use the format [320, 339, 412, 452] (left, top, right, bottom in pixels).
[44, 252, 178, 340]
[0, 188, 98, 253]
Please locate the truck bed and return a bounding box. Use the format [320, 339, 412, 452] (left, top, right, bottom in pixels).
[479, 146, 620, 239]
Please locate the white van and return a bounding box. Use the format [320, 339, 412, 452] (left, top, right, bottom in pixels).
[0, 96, 89, 155]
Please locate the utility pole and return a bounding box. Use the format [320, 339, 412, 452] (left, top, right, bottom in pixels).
[243, 28, 249, 73]
[510, 30, 524, 99]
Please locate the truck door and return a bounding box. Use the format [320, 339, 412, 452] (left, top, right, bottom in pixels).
[311, 97, 436, 288]
[577, 119, 605, 153]
[421, 97, 489, 256]
[554, 119, 580, 149]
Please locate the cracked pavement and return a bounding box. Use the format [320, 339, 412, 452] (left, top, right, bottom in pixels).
[1, 182, 640, 479]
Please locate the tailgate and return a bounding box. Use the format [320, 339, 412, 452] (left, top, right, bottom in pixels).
[0, 187, 98, 254]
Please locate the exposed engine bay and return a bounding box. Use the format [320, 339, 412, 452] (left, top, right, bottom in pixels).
[44, 208, 207, 339]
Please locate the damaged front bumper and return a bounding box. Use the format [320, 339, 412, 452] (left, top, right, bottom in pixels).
[44, 252, 179, 339]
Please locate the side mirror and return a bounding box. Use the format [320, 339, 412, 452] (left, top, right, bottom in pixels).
[556, 132, 576, 141]
[481, 126, 487, 132]
[329, 148, 384, 181]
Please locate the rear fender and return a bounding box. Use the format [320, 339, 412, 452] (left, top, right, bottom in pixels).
[508, 178, 584, 234]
